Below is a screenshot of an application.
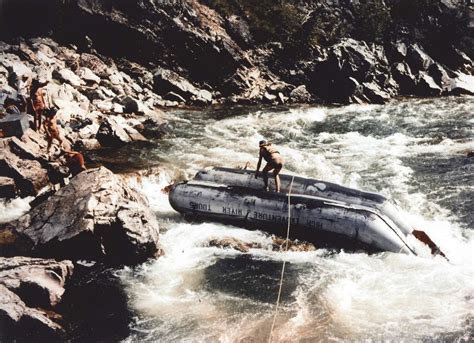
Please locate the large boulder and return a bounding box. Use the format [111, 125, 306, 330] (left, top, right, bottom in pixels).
[0, 257, 73, 308]
[8, 167, 160, 265]
[0, 257, 73, 340]
[309, 38, 393, 104]
[96, 116, 146, 147]
[391, 62, 417, 95]
[153, 68, 213, 104]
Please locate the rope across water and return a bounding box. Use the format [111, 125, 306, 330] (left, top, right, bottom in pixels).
[268, 175, 295, 343]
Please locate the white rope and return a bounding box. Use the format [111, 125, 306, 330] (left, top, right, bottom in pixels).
[268, 175, 295, 343]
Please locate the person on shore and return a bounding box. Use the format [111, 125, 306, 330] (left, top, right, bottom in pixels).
[62, 150, 87, 176]
[255, 139, 284, 192]
[43, 107, 64, 153]
[30, 79, 49, 131]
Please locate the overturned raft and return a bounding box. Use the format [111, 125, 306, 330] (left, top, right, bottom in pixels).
[169, 169, 417, 254]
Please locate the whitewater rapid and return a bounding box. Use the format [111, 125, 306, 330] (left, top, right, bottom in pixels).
[2, 97, 471, 341]
[117, 97, 473, 341]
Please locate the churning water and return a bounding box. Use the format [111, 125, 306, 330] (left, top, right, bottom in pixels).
[108, 97, 473, 342]
[117, 97, 474, 342]
[4, 97, 472, 341]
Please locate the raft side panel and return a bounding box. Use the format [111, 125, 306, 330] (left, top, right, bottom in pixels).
[169, 182, 414, 254]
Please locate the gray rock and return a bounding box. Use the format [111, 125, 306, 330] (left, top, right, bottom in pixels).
[97, 116, 146, 147]
[391, 62, 417, 94]
[0, 146, 49, 197]
[0, 257, 73, 339]
[12, 167, 160, 264]
[80, 53, 109, 78]
[448, 73, 474, 96]
[416, 72, 442, 96]
[53, 68, 85, 87]
[289, 85, 313, 103]
[153, 68, 212, 104]
[0, 257, 73, 308]
[77, 67, 101, 85]
[362, 82, 391, 104]
[407, 44, 434, 71]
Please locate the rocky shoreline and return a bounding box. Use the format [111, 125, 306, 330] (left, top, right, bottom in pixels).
[1, 0, 473, 340]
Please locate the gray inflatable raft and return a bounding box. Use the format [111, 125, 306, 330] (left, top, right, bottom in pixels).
[195, 167, 414, 236]
[169, 178, 416, 254]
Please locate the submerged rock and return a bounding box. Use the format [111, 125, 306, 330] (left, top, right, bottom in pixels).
[8, 167, 160, 265]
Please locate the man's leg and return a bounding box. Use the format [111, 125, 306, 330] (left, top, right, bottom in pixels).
[273, 164, 282, 192]
[262, 163, 273, 190]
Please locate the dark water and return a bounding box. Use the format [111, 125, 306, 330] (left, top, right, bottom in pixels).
[64, 97, 474, 342]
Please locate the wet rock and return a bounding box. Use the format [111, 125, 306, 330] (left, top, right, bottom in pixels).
[97, 116, 146, 147]
[208, 237, 259, 253]
[11, 167, 160, 265]
[416, 72, 442, 96]
[163, 91, 186, 104]
[289, 85, 313, 103]
[271, 237, 316, 252]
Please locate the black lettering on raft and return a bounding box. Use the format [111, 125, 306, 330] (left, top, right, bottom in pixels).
[306, 220, 323, 230]
[252, 211, 299, 224]
[222, 207, 243, 216]
[189, 202, 211, 212]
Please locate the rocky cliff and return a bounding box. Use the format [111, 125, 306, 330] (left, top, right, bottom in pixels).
[1, 0, 473, 106]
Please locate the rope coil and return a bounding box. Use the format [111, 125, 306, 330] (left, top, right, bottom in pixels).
[268, 175, 295, 343]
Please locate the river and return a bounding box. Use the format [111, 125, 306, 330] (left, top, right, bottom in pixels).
[2, 97, 472, 341]
[115, 96, 474, 342]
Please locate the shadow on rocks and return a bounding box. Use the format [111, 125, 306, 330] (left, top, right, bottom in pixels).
[57, 263, 132, 342]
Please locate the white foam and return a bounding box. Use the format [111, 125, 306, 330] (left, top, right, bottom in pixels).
[0, 197, 33, 224]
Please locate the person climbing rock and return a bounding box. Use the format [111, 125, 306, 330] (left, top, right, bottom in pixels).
[30, 79, 49, 131]
[43, 106, 64, 153]
[255, 139, 284, 192]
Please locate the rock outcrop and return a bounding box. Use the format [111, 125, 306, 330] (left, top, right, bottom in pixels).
[0, 257, 73, 340]
[1, 1, 473, 106]
[3, 167, 160, 265]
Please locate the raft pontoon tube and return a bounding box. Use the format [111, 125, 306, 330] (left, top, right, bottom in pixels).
[169, 173, 417, 254]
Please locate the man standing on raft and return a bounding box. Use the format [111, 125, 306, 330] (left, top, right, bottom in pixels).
[255, 140, 284, 192]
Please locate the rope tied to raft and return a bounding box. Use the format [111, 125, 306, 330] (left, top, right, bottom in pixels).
[268, 175, 295, 343]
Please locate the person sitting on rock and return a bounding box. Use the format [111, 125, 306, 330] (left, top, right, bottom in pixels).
[255, 139, 284, 192]
[62, 150, 87, 176]
[29, 79, 49, 131]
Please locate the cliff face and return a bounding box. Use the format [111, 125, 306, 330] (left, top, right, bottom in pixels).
[0, 0, 473, 105]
